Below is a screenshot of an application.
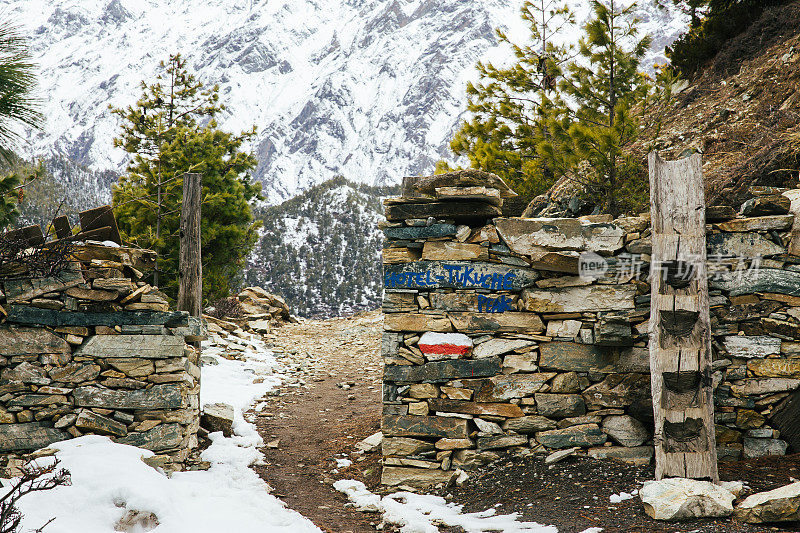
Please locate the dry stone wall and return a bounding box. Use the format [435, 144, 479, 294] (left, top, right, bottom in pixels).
[380, 174, 800, 489]
[0, 244, 203, 468]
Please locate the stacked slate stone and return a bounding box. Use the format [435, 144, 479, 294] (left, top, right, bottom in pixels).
[381, 173, 800, 489]
[0, 243, 205, 470]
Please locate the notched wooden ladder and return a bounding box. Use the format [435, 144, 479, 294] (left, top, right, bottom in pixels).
[648, 151, 719, 482]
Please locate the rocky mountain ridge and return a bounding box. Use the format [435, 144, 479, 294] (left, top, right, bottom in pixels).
[7, 0, 685, 205]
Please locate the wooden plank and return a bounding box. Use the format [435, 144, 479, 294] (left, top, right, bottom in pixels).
[2, 225, 44, 246]
[648, 151, 718, 482]
[52, 216, 72, 239]
[383, 261, 538, 291]
[177, 173, 202, 318]
[78, 205, 122, 245]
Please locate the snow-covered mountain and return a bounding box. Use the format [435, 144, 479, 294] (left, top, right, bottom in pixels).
[6, 0, 687, 204]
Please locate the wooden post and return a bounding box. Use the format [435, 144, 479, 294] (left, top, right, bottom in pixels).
[648, 151, 718, 482]
[177, 173, 202, 318]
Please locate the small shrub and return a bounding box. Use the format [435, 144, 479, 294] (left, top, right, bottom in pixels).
[0, 457, 71, 533]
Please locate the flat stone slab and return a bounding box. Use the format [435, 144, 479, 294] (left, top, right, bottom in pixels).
[539, 342, 649, 373]
[384, 261, 538, 291]
[730, 378, 800, 396]
[535, 423, 607, 449]
[6, 306, 189, 327]
[709, 269, 800, 297]
[449, 312, 545, 334]
[201, 402, 234, 437]
[4, 269, 84, 302]
[715, 215, 794, 232]
[587, 445, 653, 466]
[380, 466, 455, 488]
[383, 224, 458, 241]
[76, 334, 186, 359]
[427, 399, 523, 418]
[384, 358, 501, 383]
[723, 336, 781, 358]
[0, 422, 69, 452]
[0, 327, 70, 356]
[383, 313, 452, 333]
[522, 285, 636, 313]
[421, 241, 489, 261]
[384, 201, 501, 222]
[736, 481, 800, 523]
[640, 478, 735, 520]
[73, 384, 184, 410]
[495, 218, 625, 254]
[75, 409, 128, 437]
[707, 232, 785, 258]
[115, 423, 182, 452]
[469, 373, 556, 402]
[382, 415, 469, 439]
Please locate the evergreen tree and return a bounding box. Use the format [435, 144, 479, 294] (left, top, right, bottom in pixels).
[111, 54, 261, 302]
[441, 1, 574, 201]
[540, 0, 659, 217]
[0, 23, 42, 228]
[0, 22, 41, 159]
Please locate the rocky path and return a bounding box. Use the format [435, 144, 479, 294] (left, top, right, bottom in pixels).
[251, 311, 385, 533]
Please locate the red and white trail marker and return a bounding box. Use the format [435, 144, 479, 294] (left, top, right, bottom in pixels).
[418, 332, 473, 360]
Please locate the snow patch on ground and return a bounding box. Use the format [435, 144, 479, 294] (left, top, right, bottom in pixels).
[609, 491, 636, 504]
[335, 479, 561, 533]
[9, 332, 322, 533]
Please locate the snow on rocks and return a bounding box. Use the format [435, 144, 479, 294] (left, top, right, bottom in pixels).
[418, 332, 474, 359]
[735, 481, 800, 523]
[335, 480, 559, 533]
[10, 325, 320, 533]
[639, 478, 736, 520]
[14, 436, 321, 533]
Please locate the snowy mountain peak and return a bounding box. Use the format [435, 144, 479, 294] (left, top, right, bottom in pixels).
[6, 0, 686, 203]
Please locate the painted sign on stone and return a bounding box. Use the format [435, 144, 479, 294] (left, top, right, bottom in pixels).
[383, 261, 538, 291]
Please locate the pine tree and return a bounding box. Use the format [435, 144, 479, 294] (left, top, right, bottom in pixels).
[441, 1, 574, 201]
[111, 54, 261, 302]
[0, 23, 42, 229]
[540, 0, 658, 217]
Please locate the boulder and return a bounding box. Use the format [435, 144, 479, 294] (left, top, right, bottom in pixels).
[601, 415, 649, 447]
[639, 478, 735, 520]
[201, 403, 235, 437]
[735, 481, 800, 523]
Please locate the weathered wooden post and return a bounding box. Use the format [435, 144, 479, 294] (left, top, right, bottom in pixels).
[177, 173, 202, 317]
[648, 151, 719, 482]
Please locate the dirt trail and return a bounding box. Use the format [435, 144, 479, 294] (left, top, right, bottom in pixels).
[251, 311, 384, 533]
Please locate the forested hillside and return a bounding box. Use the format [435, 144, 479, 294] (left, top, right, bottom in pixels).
[245, 177, 398, 317]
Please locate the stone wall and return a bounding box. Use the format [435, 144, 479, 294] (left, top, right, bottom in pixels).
[0, 243, 203, 467]
[380, 173, 800, 489]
